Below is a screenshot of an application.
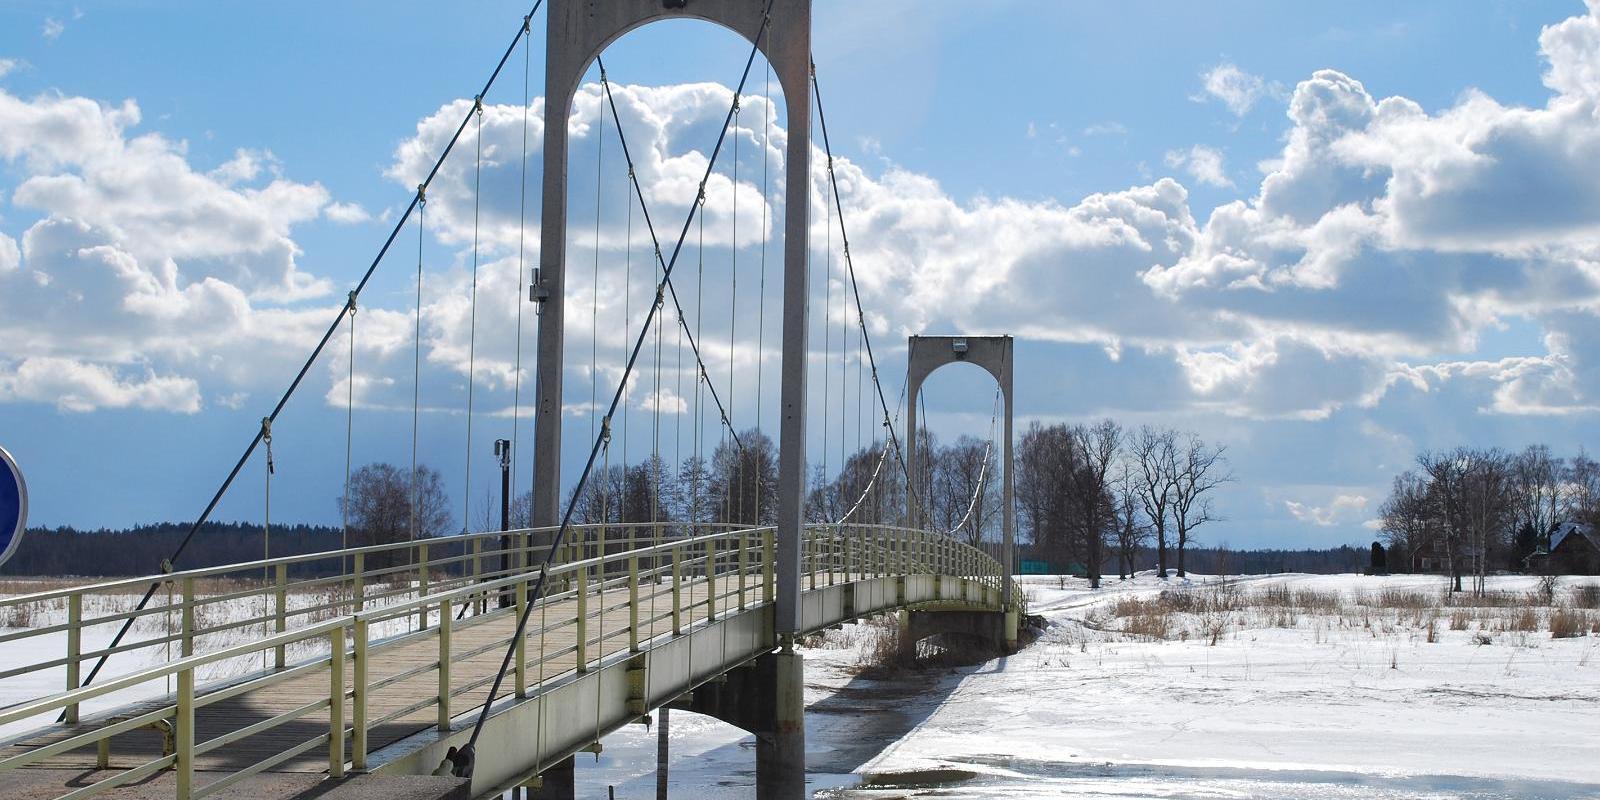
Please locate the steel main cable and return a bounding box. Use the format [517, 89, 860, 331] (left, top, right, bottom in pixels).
[946, 388, 1002, 538]
[834, 377, 907, 525]
[443, 5, 773, 777]
[68, 1, 547, 703]
[810, 63, 932, 522]
[598, 65, 746, 457]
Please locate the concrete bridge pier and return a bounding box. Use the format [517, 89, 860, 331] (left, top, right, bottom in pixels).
[898, 608, 1015, 660]
[683, 646, 806, 800]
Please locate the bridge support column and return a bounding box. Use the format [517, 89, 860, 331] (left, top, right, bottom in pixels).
[528, 755, 575, 800]
[684, 648, 806, 799]
[757, 648, 806, 800]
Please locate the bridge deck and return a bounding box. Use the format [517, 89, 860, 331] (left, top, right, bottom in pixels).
[4, 576, 754, 785]
[0, 524, 1009, 800]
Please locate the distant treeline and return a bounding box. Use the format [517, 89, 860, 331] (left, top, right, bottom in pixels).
[1136, 544, 1367, 575]
[2, 523, 345, 578]
[1013, 542, 1367, 576]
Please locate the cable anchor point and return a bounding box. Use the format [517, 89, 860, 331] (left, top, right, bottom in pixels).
[260, 417, 275, 475]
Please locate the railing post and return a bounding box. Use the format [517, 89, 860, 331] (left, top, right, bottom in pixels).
[515, 578, 528, 697]
[671, 545, 683, 635]
[176, 665, 194, 800]
[763, 529, 775, 604]
[329, 625, 346, 778]
[274, 562, 288, 669]
[352, 551, 365, 613]
[576, 560, 589, 672]
[470, 536, 482, 614]
[806, 529, 816, 590]
[352, 618, 368, 771]
[826, 529, 836, 587]
[737, 531, 748, 611]
[65, 593, 81, 724]
[437, 596, 451, 731]
[844, 535, 853, 584]
[706, 538, 717, 622]
[417, 542, 430, 631]
[181, 576, 196, 657]
[628, 552, 640, 652]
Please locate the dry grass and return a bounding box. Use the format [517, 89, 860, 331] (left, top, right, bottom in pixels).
[1550, 608, 1590, 639]
[1508, 608, 1541, 632]
[1102, 580, 1600, 643]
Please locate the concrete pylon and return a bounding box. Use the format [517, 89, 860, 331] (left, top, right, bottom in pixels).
[530, 3, 813, 798]
[904, 335, 1015, 641]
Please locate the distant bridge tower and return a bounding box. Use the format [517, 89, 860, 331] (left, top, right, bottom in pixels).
[905, 334, 1017, 647]
[529, 2, 813, 797]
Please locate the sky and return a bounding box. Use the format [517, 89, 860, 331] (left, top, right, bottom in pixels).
[0, 0, 1597, 551]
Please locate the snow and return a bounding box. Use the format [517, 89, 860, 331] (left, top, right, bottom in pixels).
[561, 572, 1600, 798]
[847, 573, 1600, 798]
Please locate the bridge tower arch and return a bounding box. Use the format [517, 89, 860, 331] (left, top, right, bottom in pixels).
[529, 2, 812, 797]
[904, 334, 1017, 645]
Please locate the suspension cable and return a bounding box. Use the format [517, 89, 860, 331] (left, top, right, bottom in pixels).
[597, 67, 745, 457]
[510, 18, 532, 505]
[946, 388, 1002, 538]
[755, 62, 771, 523]
[445, 7, 773, 775]
[821, 146, 832, 489]
[342, 292, 356, 552]
[810, 63, 928, 521]
[70, 0, 547, 702]
[835, 377, 907, 524]
[411, 190, 426, 544]
[729, 98, 741, 523]
[463, 97, 484, 533]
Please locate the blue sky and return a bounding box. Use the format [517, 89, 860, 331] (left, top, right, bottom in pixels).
[1, 1, 1598, 550]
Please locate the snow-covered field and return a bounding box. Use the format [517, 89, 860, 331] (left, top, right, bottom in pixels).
[576, 572, 1600, 799]
[844, 573, 1600, 799]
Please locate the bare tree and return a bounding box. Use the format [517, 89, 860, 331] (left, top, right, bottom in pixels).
[933, 436, 996, 547]
[1417, 450, 1470, 593]
[1133, 426, 1178, 579]
[1461, 449, 1513, 596]
[710, 431, 778, 526]
[340, 463, 451, 568]
[1169, 433, 1232, 578]
[1511, 444, 1563, 554]
[1016, 422, 1075, 566]
[1564, 450, 1600, 530]
[1066, 420, 1120, 588]
[1111, 460, 1150, 579]
[1378, 470, 1431, 573]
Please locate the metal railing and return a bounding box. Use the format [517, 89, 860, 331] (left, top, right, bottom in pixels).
[0, 523, 1010, 800]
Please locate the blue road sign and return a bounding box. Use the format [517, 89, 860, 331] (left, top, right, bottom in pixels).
[0, 445, 27, 569]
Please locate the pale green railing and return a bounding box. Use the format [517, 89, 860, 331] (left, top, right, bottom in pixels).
[0, 523, 1010, 800]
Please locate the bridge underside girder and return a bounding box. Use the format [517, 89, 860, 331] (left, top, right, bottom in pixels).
[369, 574, 1001, 799]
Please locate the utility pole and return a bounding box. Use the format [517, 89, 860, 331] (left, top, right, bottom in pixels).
[496, 438, 513, 608]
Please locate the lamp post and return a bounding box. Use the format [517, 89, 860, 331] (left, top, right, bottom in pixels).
[495, 439, 512, 608]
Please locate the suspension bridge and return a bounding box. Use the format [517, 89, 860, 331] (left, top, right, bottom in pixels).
[0, 2, 1020, 798]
